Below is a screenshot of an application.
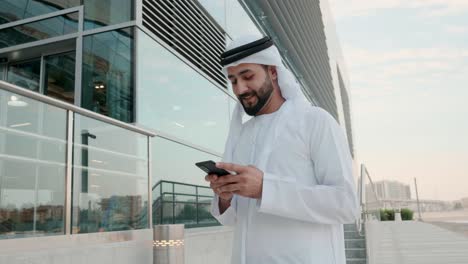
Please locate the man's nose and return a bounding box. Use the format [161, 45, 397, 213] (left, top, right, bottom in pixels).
[234, 80, 249, 95]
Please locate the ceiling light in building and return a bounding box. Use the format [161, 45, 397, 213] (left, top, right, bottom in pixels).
[94, 81, 105, 90]
[172, 105, 181, 111]
[203, 121, 216, 127]
[10, 122, 31, 128]
[173, 122, 185, 128]
[90, 184, 100, 188]
[91, 159, 104, 164]
[7, 95, 28, 107]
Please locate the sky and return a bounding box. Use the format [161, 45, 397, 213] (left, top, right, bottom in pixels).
[327, 0, 468, 201]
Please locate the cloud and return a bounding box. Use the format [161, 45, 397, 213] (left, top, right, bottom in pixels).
[329, 0, 468, 19]
[343, 46, 468, 66]
[445, 25, 468, 34]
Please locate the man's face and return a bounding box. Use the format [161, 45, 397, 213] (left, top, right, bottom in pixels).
[227, 63, 274, 116]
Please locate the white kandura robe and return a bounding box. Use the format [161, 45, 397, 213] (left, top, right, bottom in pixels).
[211, 100, 359, 264]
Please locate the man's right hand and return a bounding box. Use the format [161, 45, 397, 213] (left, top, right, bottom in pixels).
[205, 174, 233, 201]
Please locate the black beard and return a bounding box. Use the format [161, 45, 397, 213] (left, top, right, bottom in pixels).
[238, 76, 274, 116]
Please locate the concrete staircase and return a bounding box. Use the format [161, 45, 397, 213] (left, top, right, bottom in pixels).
[344, 223, 367, 264]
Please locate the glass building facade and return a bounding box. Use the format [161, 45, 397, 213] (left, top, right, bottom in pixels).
[0, 0, 355, 262]
[0, 0, 260, 240]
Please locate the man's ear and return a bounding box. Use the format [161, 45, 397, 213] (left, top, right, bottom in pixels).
[268, 66, 278, 81]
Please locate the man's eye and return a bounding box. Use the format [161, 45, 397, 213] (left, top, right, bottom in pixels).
[245, 75, 253, 80]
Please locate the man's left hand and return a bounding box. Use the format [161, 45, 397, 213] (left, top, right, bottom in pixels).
[211, 162, 264, 199]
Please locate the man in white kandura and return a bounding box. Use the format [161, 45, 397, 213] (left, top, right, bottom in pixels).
[205, 34, 359, 264]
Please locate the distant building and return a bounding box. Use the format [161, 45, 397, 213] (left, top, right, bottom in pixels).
[461, 197, 468, 209]
[369, 180, 412, 200]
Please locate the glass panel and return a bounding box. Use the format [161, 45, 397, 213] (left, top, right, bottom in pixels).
[0, 12, 78, 49]
[84, 0, 134, 30]
[226, 0, 261, 39]
[72, 113, 148, 234]
[44, 51, 75, 104]
[82, 28, 134, 123]
[174, 184, 196, 195]
[151, 137, 221, 227]
[174, 203, 197, 225]
[0, 0, 80, 25]
[197, 0, 226, 29]
[7, 59, 41, 92]
[161, 182, 173, 194]
[151, 136, 221, 188]
[174, 194, 197, 203]
[0, 64, 6, 80]
[137, 30, 230, 153]
[161, 202, 173, 224]
[162, 193, 174, 202]
[197, 203, 217, 225]
[197, 187, 214, 197]
[0, 89, 67, 239]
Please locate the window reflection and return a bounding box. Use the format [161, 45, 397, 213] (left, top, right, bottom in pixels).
[82, 28, 134, 123]
[0, 64, 6, 80]
[0, 0, 80, 25]
[226, 0, 261, 39]
[0, 90, 67, 239]
[197, 0, 226, 29]
[7, 59, 41, 92]
[44, 52, 75, 104]
[151, 136, 221, 187]
[137, 30, 229, 153]
[72, 114, 148, 234]
[151, 137, 219, 227]
[0, 12, 78, 49]
[84, 0, 134, 30]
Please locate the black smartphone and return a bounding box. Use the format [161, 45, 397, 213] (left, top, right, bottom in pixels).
[195, 160, 231, 176]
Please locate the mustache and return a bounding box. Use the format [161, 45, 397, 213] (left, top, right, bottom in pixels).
[239, 92, 256, 99]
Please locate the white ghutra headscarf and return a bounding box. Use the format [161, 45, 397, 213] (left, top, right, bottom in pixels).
[221, 34, 309, 163]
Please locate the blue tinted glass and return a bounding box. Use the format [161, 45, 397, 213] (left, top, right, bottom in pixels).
[44, 52, 76, 104]
[197, 0, 226, 29]
[0, 65, 6, 80]
[72, 113, 149, 233]
[226, 0, 261, 39]
[7, 59, 41, 92]
[0, 89, 67, 239]
[137, 30, 230, 153]
[0, 0, 80, 25]
[81, 28, 134, 123]
[84, 0, 134, 30]
[0, 12, 78, 49]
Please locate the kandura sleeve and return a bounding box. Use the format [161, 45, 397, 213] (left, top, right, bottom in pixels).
[211, 194, 238, 226]
[257, 108, 360, 224]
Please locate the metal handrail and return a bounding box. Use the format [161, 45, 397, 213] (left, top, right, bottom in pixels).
[0, 81, 156, 137]
[357, 164, 382, 236]
[152, 179, 211, 191]
[151, 180, 218, 227]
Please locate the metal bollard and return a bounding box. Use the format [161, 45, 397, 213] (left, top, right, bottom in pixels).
[153, 224, 185, 264]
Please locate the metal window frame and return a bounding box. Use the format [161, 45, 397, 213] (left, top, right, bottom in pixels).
[0, 6, 82, 31]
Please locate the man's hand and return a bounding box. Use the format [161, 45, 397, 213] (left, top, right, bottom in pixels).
[205, 174, 234, 201]
[210, 162, 264, 199]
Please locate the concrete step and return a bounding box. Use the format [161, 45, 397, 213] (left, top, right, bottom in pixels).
[346, 258, 367, 264]
[345, 238, 366, 249]
[344, 230, 365, 239]
[344, 223, 358, 231]
[346, 248, 367, 259]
